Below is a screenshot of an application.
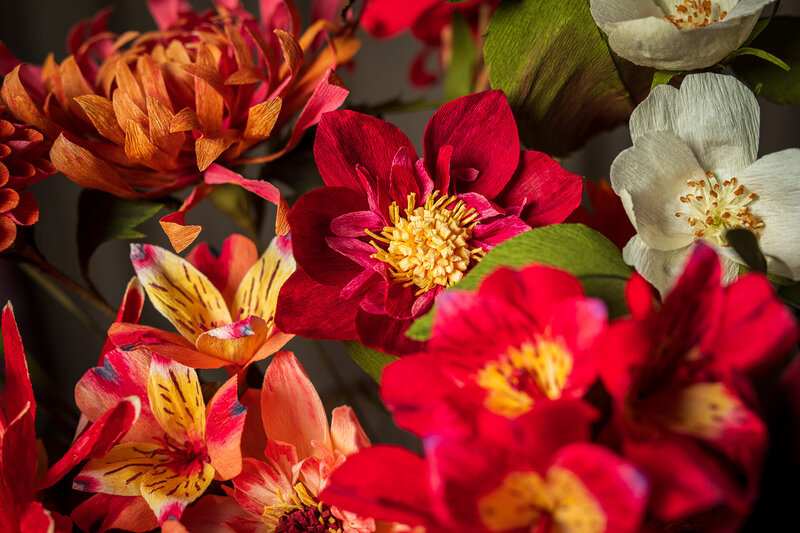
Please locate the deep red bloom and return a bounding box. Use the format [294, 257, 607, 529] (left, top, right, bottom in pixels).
[361, 0, 499, 86]
[598, 244, 799, 531]
[0, 106, 55, 251]
[276, 90, 582, 354]
[0, 303, 139, 533]
[321, 401, 649, 533]
[381, 264, 606, 435]
[565, 179, 635, 251]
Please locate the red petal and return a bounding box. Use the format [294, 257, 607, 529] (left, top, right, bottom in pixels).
[100, 277, 146, 360]
[186, 234, 259, 304]
[71, 494, 158, 533]
[206, 375, 247, 480]
[2, 303, 35, 423]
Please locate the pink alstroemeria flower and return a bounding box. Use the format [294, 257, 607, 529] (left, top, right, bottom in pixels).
[277, 90, 582, 354]
[599, 244, 799, 532]
[0, 303, 140, 533]
[228, 351, 387, 533]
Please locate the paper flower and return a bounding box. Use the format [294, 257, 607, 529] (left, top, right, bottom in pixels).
[0, 0, 356, 199]
[74, 349, 247, 526]
[277, 90, 582, 354]
[229, 351, 384, 532]
[599, 244, 798, 529]
[321, 401, 649, 533]
[361, 0, 498, 85]
[108, 234, 295, 370]
[381, 264, 606, 435]
[0, 106, 55, 251]
[0, 303, 140, 533]
[590, 0, 774, 70]
[610, 72, 800, 293]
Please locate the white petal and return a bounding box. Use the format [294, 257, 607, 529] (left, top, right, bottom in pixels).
[590, 0, 662, 27]
[622, 235, 690, 295]
[611, 132, 701, 250]
[630, 73, 760, 175]
[727, 0, 775, 21]
[736, 149, 800, 280]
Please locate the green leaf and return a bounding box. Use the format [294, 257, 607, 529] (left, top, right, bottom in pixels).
[407, 224, 632, 341]
[343, 340, 398, 382]
[444, 10, 477, 100]
[726, 229, 767, 273]
[77, 189, 163, 278]
[731, 17, 800, 104]
[484, 0, 650, 157]
[651, 70, 681, 90]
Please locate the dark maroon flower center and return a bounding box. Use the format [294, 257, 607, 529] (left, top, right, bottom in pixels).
[275, 503, 343, 533]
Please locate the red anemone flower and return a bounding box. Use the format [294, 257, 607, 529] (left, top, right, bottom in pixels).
[381, 264, 606, 435]
[321, 400, 649, 533]
[599, 244, 799, 531]
[361, 0, 499, 86]
[0, 303, 140, 533]
[276, 90, 582, 354]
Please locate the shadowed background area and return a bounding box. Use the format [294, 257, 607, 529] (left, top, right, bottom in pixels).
[1, 0, 798, 462]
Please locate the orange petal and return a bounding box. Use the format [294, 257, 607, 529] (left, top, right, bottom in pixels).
[112, 88, 148, 132]
[170, 107, 202, 133]
[244, 98, 282, 141]
[148, 354, 207, 443]
[59, 55, 95, 121]
[107, 323, 226, 370]
[330, 406, 370, 457]
[191, 44, 224, 134]
[137, 54, 172, 112]
[246, 330, 293, 366]
[205, 374, 247, 480]
[195, 316, 268, 365]
[114, 60, 145, 111]
[159, 183, 215, 253]
[50, 134, 139, 198]
[75, 94, 126, 145]
[275, 29, 304, 80]
[1, 66, 59, 138]
[195, 132, 236, 171]
[124, 120, 161, 164]
[146, 96, 184, 158]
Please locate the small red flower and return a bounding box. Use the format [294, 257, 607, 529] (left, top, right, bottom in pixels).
[381, 263, 606, 435]
[599, 244, 799, 531]
[321, 401, 649, 533]
[276, 90, 582, 354]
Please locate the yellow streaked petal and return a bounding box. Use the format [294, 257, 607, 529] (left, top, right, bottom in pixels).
[148, 355, 206, 444]
[73, 442, 166, 496]
[140, 461, 214, 524]
[131, 243, 232, 343]
[231, 235, 296, 325]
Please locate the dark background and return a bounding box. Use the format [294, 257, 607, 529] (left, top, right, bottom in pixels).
[1, 0, 798, 453]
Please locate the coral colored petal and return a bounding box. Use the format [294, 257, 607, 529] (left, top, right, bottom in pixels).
[239, 388, 266, 462]
[148, 354, 206, 443]
[232, 235, 296, 324]
[275, 268, 362, 340]
[107, 323, 225, 369]
[206, 375, 247, 480]
[261, 351, 330, 460]
[179, 494, 251, 533]
[232, 458, 292, 515]
[423, 90, 519, 199]
[314, 110, 416, 191]
[289, 186, 367, 284]
[50, 134, 139, 198]
[101, 277, 146, 359]
[159, 183, 214, 253]
[187, 234, 259, 304]
[36, 396, 141, 491]
[195, 316, 268, 365]
[71, 494, 158, 533]
[8, 190, 38, 226]
[320, 445, 434, 527]
[330, 406, 371, 457]
[130, 242, 232, 343]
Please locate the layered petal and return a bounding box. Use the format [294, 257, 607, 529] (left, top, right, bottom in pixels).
[147, 355, 206, 444]
[205, 376, 247, 480]
[231, 234, 297, 323]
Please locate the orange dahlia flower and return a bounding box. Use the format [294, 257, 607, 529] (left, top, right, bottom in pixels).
[0, 0, 358, 200]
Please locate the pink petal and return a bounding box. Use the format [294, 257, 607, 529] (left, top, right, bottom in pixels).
[206, 375, 247, 480]
[331, 211, 385, 238]
[388, 146, 420, 204]
[470, 215, 530, 249]
[326, 237, 380, 269]
[423, 90, 519, 198]
[330, 406, 371, 457]
[261, 351, 330, 461]
[457, 192, 505, 220]
[146, 0, 190, 30]
[232, 458, 292, 515]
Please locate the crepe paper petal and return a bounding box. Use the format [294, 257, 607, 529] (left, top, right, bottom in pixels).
[320, 445, 434, 527]
[18, 502, 56, 533]
[330, 406, 371, 457]
[107, 323, 227, 369]
[624, 272, 656, 319]
[131, 242, 232, 343]
[148, 354, 207, 444]
[243, 98, 282, 141]
[330, 211, 385, 238]
[179, 494, 252, 533]
[314, 109, 417, 192]
[100, 278, 146, 360]
[71, 494, 158, 533]
[261, 351, 330, 461]
[1, 403, 36, 506]
[205, 376, 247, 480]
[195, 317, 269, 365]
[423, 90, 518, 199]
[0, 66, 58, 139]
[49, 134, 139, 198]
[355, 308, 426, 357]
[361, 0, 441, 38]
[74, 442, 166, 496]
[160, 520, 190, 533]
[75, 95, 126, 145]
[2, 302, 35, 423]
[239, 388, 267, 462]
[146, 0, 191, 31]
[186, 234, 259, 303]
[159, 183, 215, 253]
[141, 462, 215, 525]
[233, 458, 293, 516]
[35, 396, 141, 491]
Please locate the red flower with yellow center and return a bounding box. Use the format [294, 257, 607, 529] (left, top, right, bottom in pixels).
[108, 233, 296, 370]
[381, 264, 606, 435]
[74, 349, 247, 526]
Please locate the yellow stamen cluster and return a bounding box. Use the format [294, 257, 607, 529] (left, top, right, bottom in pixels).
[675, 172, 763, 246]
[475, 339, 573, 418]
[366, 191, 484, 295]
[262, 483, 343, 533]
[665, 1, 728, 29]
[478, 469, 606, 533]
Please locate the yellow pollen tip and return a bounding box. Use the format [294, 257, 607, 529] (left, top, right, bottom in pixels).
[664, 0, 726, 29]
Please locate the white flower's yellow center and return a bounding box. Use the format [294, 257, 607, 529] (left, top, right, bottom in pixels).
[475, 339, 573, 418]
[366, 191, 484, 294]
[664, 1, 728, 29]
[675, 172, 763, 246]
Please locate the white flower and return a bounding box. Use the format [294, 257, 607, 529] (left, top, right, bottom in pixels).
[611, 72, 800, 294]
[590, 0, 774, 71]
